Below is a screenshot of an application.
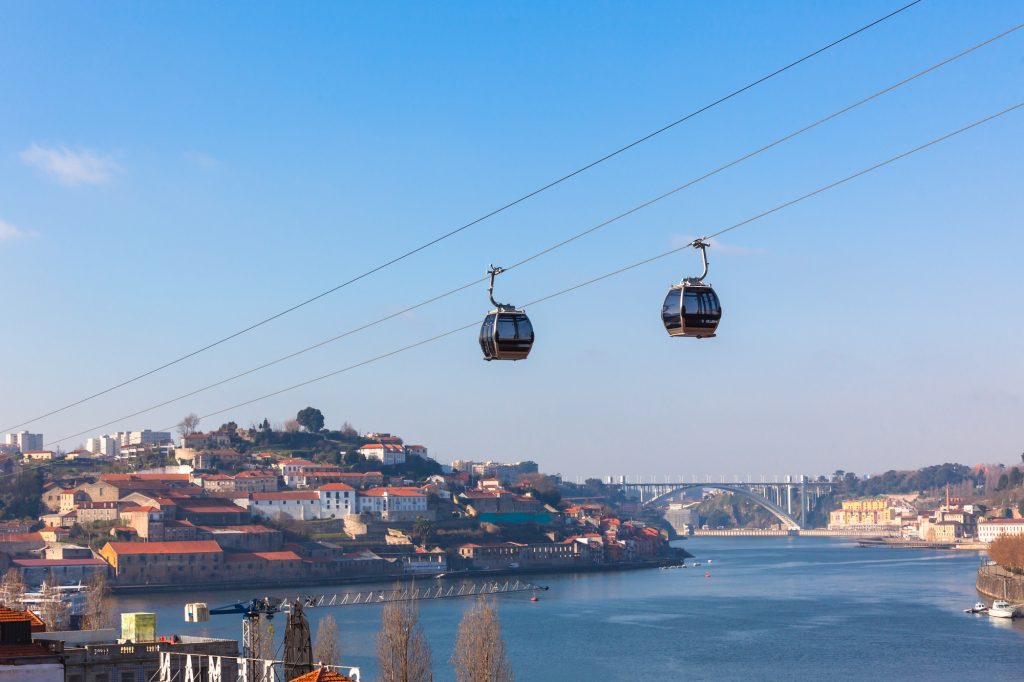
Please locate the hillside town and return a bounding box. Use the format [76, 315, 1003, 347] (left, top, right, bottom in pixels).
[0, 414, 683, 594]
[3, 415, 1024, 682]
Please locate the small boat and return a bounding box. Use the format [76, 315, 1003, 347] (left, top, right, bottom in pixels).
[530, 595, 539, 603]
[707, 559, 713, 564]
[692, 562, 702, 567]
[964, 602, 989, 614]
[989, 600, 1017, 619]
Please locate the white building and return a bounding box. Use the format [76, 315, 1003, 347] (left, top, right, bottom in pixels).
[249, 491, 321, 521]
[977, 518, 1024, 543]
[85, 436, 121, 458]
[247, 485, 425, 521]
[5, 431, 43, 452]
[127, 430, 172, 446]
[405, 444, 428, 459]
[317, 483, 356, 517]
[357, 487, 428, 515]
[358, 443, 406, 466]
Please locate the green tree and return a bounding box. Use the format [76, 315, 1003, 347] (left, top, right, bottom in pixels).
[0, 469, 43, 520]
[518, 474, 561, 507]
[410, 517, 436, 546]
[296, 407, 325, 433]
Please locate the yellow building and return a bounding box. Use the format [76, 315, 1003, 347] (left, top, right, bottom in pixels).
[828, 498, 898, 529]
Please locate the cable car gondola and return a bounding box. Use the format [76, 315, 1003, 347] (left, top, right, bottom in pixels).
[479, 265, 534, 361]
[661, 238, 721, 338]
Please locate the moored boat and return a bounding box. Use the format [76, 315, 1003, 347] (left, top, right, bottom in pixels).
[964, 602, 989, 614]
[989, 600, 1017, 619]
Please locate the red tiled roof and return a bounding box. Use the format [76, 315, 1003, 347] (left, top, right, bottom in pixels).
[13, 559, 107, 567]
[226, 550, 301, 562]
[361, 487, 424, 498]
[103, 540, 222, 555]
[288, 668, 356, 682]
[101, 473, 191, 482]
[235, 470, 276, 478]
[359, 443, 403, 452]
[0, 607, 45, 627]
[318, 483, 355, 492]
[198, 524, 277, 534]
[175, 497, 244, 509]
[121, 506, 159, 513]
[280, 458, 314, 466]
[254, 551, 301, 561]
[981, 518, 1024, 524]
[252, 491, 318, 501]
[0, 533, 44, 544]
[179, 504, 247, 514]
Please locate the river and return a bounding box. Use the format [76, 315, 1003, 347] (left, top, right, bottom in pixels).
[109, 537, 1024, 680]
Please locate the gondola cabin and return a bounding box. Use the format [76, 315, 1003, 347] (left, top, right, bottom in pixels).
[480, 308, 534, 361]
[661, 283, 721, 338]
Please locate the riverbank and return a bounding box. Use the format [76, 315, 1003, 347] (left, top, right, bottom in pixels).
[689, 528, 898, 538]
[976, 564, 1024, 602]
[108, 556, 690, 594]
[110, 536, 1024, 681]
[857, 537, 987, 551]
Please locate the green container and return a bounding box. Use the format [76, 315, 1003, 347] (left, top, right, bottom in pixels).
[121, 612, 156, 642]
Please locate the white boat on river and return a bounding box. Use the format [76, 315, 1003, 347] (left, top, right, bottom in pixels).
[988, 600, 1018, 619]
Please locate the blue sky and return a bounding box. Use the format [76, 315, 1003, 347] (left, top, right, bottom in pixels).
[1, 1, 1022, 479]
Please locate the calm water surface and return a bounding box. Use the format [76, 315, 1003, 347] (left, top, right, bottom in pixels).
[111, 537, 1024, 681]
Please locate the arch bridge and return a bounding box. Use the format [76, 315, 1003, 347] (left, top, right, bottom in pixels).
[608, 478, 833, 530]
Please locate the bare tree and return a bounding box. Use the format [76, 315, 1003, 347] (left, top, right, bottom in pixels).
[83, 570, 112, 629]
[0, 568, 25, 609]
[38, 578, 69, 631]
[377, 594, 432, 682]
[177, 413, 201, 437]
[451, 596, 513, 682]
[313, 614, 342, 667]
[284, 419, 301, 433]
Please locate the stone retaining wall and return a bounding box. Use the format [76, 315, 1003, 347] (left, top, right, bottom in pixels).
[976, 564, 1024, 602]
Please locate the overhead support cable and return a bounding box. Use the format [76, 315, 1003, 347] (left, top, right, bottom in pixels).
[38, 100, 1022, 454]
[2, 0, 924, 432]
[23, 20, 1020, 440]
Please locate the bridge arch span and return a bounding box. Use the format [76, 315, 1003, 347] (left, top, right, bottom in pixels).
[644, 483, 801, 530]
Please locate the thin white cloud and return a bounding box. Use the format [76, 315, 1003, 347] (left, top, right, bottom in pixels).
[20, 143, 118, 186]
[183, 150, 220, 170]
[0, 218, 37, 241]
